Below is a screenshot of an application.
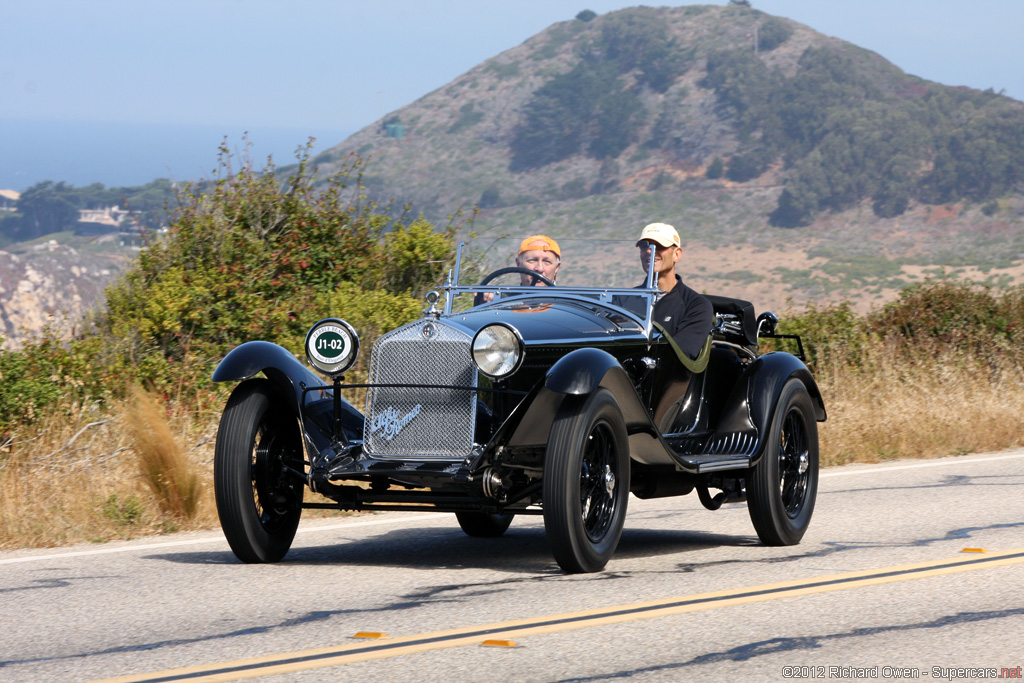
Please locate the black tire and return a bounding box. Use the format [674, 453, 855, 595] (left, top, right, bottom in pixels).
[543, 389, 630, 573]
[455, 512, 515, 537]
[747, 378, 818, 545]
[214, 379, 304, 563]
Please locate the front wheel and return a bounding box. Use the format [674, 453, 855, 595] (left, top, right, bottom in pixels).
[215, 379, 305, 563]
[746, 379, 818, 545]
[543, 389, 630, 573]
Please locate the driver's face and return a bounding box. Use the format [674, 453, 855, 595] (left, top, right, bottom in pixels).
[517, 249, 560, 285]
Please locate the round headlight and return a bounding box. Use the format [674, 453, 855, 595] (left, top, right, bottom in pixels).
[305, 318, 359, 377]
[472, 324, 523, 379]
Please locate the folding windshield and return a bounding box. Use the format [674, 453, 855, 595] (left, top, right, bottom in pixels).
[441, 237, 663, 328]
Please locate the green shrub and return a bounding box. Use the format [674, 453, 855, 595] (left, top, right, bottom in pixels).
[777, 301, 872, 370]
[868, 280, 1024, 360]
[102, 494, 144, 526]
[757, 18, 793, 52]
[448, 103, 485, 134]
[0, 145, 458, 434]
[705, 157, 724, 179]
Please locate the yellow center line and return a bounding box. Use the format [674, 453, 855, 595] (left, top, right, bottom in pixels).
[91, 548, 1024, 683]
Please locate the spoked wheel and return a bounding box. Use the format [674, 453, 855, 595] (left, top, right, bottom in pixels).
[747, 379, 818, 545]
[455, 512, 515, 537]
[543, 389, 630, 573]
[215, 379, 305, 563]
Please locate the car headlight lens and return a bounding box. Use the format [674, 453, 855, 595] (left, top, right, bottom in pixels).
[305, 318, 359, 377]
[472, 324, 523, 378]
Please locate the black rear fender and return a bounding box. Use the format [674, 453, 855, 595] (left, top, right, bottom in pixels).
[726, 352, 825, 464]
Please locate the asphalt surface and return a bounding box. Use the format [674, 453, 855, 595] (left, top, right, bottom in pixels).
[2, 449, 1023, 682]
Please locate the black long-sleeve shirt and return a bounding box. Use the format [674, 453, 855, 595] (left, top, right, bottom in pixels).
[649, 275, 714, 359]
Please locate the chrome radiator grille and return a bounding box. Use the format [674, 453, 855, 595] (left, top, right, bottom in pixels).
[363, 320, 477, 459]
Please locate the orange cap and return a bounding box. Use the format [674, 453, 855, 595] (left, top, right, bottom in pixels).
[518, 234, 560, 258]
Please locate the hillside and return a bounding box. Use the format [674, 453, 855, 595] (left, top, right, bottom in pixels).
[0, 234, 133, 350]
[311, 3, 1024, 312]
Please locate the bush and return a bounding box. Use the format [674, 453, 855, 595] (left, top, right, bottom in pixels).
[479, 186, 502, 208]
[757, 18, 793, 52]
[509, 63, 643, 170]
[0, 144, 458, 434]
[777, 301, 871, 370]
[0, 331, 124, 434]
[777, 281, 1024, 374]
[705, 157, 724, 179]
[726, 147, 772, 181]
[867, 280, 1024, 361]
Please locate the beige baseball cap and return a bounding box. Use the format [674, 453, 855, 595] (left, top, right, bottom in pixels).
[636, 222, 680, 248]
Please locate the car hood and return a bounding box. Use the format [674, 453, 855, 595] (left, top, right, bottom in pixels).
[442, 296, 646, 344]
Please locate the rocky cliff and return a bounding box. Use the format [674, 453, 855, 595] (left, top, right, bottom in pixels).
[0, 236, 131, 349]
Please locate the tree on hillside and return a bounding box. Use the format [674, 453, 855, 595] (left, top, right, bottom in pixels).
[510, 63, 643, 170]
[13, 181, 79, 240]
[510, 8, 695, 172]
[756, 17, 793, 52]
[700, 40, 1024, 224]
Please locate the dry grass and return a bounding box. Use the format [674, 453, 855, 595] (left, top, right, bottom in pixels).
[2, 350, 1023, 550]
[816, 342, 1024, 465]
[126, 388, 203, 520]
[0, 396, 218, 550]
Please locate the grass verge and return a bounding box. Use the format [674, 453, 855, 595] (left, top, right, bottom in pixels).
[1, 344, 1021, 551]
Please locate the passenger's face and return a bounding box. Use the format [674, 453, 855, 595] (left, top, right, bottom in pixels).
[517, 249, 560, 285]
[638, 240, 681, 277]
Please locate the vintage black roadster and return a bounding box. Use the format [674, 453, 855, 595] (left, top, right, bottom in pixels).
[212, 240, 826, 573]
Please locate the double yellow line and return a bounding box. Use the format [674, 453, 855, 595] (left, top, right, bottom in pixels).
[94, 548, 1024, 683]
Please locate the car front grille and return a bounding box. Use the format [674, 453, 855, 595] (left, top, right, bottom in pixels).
[363, 319, 477, 459]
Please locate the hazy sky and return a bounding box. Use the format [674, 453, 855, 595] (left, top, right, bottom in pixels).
[2, 1, 1022, 189]
[5, 0, 1022, 131]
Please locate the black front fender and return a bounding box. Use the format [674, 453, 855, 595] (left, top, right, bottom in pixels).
[213, 341, 309, 383]
[212, 340, 350, 418]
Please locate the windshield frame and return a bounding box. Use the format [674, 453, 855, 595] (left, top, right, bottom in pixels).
[442, 241, 663, 335]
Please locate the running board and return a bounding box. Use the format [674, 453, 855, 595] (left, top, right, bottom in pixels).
[676, 453, 753, 473]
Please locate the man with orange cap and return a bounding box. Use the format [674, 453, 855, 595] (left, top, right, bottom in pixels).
[635, 222, 713, 360]
[516, 234, 560, 285]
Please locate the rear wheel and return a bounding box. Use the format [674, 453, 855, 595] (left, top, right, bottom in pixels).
[747, 379, 818, 545]
[543, 390, 630, 573]
[455, 512, 514, 537]
[215, 379, 304, 563]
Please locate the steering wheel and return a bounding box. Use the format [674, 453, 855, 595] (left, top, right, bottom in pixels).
[474, 267, 556, 306]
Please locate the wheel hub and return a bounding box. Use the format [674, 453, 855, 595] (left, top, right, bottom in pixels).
[603, 465, 616, 498]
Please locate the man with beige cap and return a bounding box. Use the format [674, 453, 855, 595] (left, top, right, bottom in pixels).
[636, 222, 713, 360]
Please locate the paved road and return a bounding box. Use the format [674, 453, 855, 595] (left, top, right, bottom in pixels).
[2, 450, 1023, 682]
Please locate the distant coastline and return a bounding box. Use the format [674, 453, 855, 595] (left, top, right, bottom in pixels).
[0, 119, 351, 191]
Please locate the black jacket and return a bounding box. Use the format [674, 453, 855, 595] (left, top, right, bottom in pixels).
[650, 274, 714, 360]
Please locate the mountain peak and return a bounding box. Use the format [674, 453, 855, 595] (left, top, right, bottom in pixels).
[311, 4, 1024, 311]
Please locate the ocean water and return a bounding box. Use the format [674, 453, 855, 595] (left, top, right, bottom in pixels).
[0, 119, 352, 191]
